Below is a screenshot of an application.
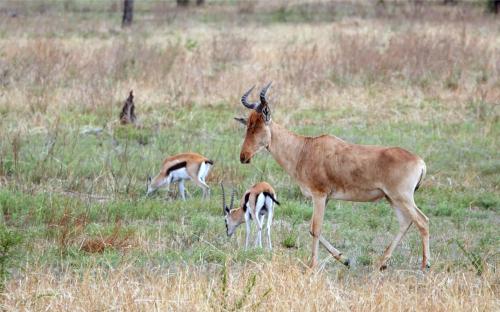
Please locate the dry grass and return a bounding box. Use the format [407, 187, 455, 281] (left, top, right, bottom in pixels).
[4, 258, 499, 311]
[0, 4, 498, 125]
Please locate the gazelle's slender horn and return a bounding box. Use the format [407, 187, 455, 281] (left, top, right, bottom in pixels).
[241, 85, 260, 110]
[230, 188, 235, 210]
[221, 183, 227, 213]
[259, 82, 272, 106]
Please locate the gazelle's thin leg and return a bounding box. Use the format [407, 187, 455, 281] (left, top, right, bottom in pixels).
[254, 194, 265, 248]
[164, 183, 171, 201]
[309, 194, 327, 268]
[379, 206, 412, 270]
[178, 180, 186, 201]
[197, 162, 211, 198]
[244, 210, 251, 250]
[265, 197, 274, 250]
[191, 178, 209, 199]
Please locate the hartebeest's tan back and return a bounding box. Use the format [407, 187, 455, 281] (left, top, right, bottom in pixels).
[236, 83, 429, 270]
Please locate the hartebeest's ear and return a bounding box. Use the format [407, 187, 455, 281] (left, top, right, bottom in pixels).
[261, 105, 271, 124]
[259, 82, 272, 123]
[234, 117, 247, 125]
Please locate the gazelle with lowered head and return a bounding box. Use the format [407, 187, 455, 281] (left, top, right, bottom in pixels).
[146, 152, 212, 200]
[221, 182, 280, 250]
[235, 83, 429, 270]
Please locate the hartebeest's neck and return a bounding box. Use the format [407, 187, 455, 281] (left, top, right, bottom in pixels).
[267, 122, 307, 178]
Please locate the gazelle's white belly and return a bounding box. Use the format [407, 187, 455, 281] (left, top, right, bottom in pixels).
[168, 168, 191, 183]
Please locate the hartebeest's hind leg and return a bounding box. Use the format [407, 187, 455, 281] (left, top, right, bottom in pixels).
[379, 206, 412, 270]
[413, 204, 430, 269]
[382, 194, 430, 270]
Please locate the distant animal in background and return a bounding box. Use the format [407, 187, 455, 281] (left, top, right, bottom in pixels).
[147, 152, 213, 200]
[221, 182, 280, 250]
[120, 90, 136, 125]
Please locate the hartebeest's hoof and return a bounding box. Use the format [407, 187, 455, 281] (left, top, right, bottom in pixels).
[342, 258, 350, 268]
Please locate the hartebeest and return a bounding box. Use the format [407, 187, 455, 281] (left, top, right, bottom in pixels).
[221, 182, 280, 250]
[235, 83, 429, 270]
[146, 152, 213, 200]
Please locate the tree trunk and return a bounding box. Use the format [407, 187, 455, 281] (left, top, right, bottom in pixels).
[122, 0, 133, 27]
[196, 0, 205, 5]
[177, 0, 189, 7]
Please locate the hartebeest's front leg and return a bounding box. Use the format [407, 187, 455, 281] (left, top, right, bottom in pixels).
[319, 236, 350, 267]
[309, 194, 327, 268]
[309, 195, 350, 267]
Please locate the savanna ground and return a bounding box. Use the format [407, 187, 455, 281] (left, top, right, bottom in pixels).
[0, 0, 499, 310]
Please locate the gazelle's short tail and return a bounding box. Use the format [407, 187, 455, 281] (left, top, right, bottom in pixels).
[415, 161, 427, 192]
[264, 192, 280, 205]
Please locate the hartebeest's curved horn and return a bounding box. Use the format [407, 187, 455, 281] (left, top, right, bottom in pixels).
[259, 82, 272, 106]
[221, 182, 227, 214]
[241, 85, 260, 110]
[230, 188, 235, 210]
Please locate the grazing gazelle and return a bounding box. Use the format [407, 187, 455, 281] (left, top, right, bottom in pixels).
[221, 182, 280, 250]
[235, 83, 429, 270]
[146, 152, 213, 200]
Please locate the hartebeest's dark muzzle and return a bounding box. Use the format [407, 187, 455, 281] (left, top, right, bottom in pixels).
[240, 153, 251, 164]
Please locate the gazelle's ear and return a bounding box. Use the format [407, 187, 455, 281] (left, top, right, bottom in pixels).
[147, 176, 152, 183]
[224, 206, 230, 215]
[234, 117, 247, 126]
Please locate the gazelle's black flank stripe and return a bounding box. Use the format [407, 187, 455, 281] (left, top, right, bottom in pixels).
[243, 193, 250, 212]
[166, 161, 187, 176]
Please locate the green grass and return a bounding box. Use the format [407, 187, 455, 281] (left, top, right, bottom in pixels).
[0, 101, 498, 275]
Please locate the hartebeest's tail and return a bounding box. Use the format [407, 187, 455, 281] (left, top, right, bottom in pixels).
[414, 161, 427, 192]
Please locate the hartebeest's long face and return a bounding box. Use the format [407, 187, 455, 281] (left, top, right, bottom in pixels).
[236, 83, 272, 164]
